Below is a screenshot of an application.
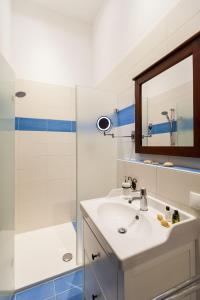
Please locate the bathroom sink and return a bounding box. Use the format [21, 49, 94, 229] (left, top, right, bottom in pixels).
[80, 189, 200, 270]
[97, 202, 138, 229]
[97, 202, 152, 238]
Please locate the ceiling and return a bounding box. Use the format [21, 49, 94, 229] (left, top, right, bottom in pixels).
[30, 0, 105, 24]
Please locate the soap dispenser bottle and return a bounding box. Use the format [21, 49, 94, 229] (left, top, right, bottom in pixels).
[172, 210, 180, 224]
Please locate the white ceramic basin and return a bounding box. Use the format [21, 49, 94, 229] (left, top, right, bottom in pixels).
[97, 202, 152, 238]
[80, 189, 200, 270]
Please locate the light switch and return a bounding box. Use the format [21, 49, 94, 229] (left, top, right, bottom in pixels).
[190, 191, 200, 210]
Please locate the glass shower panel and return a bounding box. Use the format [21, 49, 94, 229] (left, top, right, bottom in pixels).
[142, 96, 149, 146]
[176, 88, 193, 146]
[0, 55, 15, 299]
[0, 56, 15, 300]
[76, 87, 117, 264]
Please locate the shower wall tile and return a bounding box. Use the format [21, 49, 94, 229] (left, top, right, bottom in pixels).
[15, 79, 75, 120]
[15, 80, 76, 233]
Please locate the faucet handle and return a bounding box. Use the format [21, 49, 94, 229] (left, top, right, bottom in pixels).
[128, 177, 137, 190]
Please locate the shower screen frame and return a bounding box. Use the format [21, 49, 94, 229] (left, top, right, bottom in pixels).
[133, 31, 200, 157]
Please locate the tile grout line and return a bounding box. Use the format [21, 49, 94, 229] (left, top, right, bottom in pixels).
[53, 285, 81, 297]
[52, 278, 56, 300]
[15, 280, 54, 296]
[15, 267, 83, 296]
[70, 283, 83, 290]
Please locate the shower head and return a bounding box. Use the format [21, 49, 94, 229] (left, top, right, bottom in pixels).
[15, 91, 26, 98]
[161, 111, 168, 116]
[161, 110, 170, 122]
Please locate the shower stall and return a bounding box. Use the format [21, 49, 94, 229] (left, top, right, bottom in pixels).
[0, 54, 15, 299]
[0, 69, 118, 297]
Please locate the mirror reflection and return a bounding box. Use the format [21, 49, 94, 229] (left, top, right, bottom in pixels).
[142, 56, 193, 147]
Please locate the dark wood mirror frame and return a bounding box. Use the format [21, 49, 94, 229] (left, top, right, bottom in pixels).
[133, 31, 200, 157]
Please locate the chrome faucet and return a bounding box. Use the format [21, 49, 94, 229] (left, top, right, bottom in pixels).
[128, 188, 148, 211]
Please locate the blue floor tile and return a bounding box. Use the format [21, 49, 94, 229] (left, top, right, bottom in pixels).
[72, 221, 77, 232]
[54, 270, 83, 294]
[0, 295, 14, 300]
[56, 288, 83, 300]
[15, 281, 54, 300]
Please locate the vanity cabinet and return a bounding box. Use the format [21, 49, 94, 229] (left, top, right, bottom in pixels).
[84, 220, 118, 300]
[83, 218, 196, 300]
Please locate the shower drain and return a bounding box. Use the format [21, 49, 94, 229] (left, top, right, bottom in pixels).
[62, 253, 73, 262]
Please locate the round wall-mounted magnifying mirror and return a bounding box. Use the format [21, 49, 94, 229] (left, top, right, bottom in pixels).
[96, 116, 112, 133]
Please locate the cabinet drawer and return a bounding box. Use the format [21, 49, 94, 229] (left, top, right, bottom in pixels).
[84, 220, 118, 300]
[85, 251, 106, 300]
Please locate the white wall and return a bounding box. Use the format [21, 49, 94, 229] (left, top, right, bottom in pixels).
[12, 0, 93, 87]
[0, 0, 12, 63]
[93, 0, 200, 169]
[93, 0, 180, 85]
[95, 0, 200, 95]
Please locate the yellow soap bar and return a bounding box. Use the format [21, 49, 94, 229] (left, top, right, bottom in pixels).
[157, 214, 163, 221]
[161, 219, 170, 228]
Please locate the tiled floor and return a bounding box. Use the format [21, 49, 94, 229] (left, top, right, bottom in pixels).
[15, 222, 78, 289]
[14, 268, 83, 300]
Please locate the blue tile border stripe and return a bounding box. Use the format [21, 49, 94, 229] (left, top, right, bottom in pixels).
[15, 107, 193, 134]
[117, 104, 135, 126]
[116, 104, 193, 134]
[15, 117, 76, 133]
[151, 121, 177, 135]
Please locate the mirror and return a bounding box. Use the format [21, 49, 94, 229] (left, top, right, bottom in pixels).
[142, 56, 193, 147]
[133, 32, 200, 157]
[96, 116, 112, 132]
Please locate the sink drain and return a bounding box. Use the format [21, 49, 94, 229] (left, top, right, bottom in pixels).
[118, 227, 127, 234]
[62, 253, 73, 262]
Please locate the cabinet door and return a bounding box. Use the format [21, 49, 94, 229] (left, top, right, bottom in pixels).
[85, 251, 106, 300]
[84, 221, 118, 300]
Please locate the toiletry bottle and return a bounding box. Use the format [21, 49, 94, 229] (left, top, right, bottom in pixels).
[172, 210, 180, 224]
[165, 206, 171, 222]
[122, 177, 131, 197]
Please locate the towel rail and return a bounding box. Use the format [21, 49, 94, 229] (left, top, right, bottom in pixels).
[152, 274, 200, 300]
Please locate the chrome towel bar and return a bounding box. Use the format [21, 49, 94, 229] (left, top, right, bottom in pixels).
[152, 274, 200, 300]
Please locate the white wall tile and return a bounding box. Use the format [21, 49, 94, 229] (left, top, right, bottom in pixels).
[118, 160, 157, 194]
[117, 160, 200, 217]
[15, 79, 75, 120]
[15, 79, 77, 232]
[117, 86, 134, 110]
[157, 167, 200, 209]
